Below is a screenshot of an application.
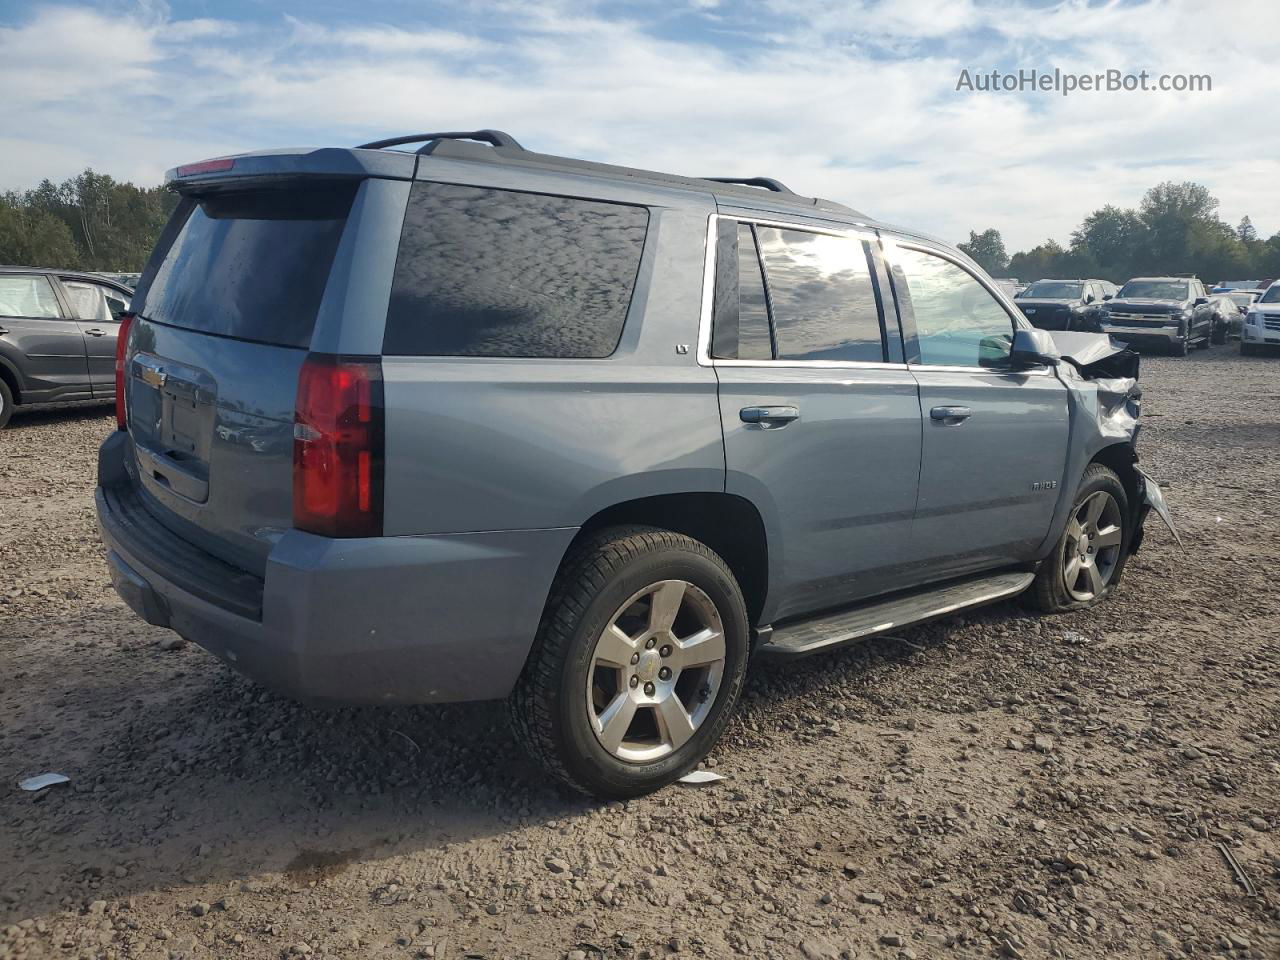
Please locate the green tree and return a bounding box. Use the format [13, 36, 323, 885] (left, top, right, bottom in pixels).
[0, 201, 80, 267]
[1237, 216, 1258, 244]
[957, 228, 1008, 275]
[1070, 205, 1148, 280]
[1138, 181, 1219, 273]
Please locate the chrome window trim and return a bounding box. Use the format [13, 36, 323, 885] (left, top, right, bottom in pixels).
[696, 212, 906, 371]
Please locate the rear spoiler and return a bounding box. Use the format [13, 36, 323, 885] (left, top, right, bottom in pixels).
[165, 147, 416, 192]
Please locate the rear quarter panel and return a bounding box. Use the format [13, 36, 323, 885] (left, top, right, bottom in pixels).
[382, 169, 723, 536]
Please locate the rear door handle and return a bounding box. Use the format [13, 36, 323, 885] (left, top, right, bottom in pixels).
[740, 405, 799, 426]
[930, 405, 972, 424]
[84, 328, 108, 337]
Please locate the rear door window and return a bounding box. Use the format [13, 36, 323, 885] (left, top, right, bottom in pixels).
[384, 183, 649, 358]
[139, 185, 355, 348]
[0, 275, 62, 318]
[755, 227, 885, 363]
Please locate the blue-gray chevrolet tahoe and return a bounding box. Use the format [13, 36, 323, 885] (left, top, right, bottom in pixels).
[96, 130, 1176, 798]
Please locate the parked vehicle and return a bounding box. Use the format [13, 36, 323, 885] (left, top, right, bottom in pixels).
[95, 272, 142, 290]
[1206, 294, 1241, 343]
[1013, 278, 1116, 332]
[1098, 277, 1215, 355]
[95, 130, 1173, 797]
[1241, 282, 1280, 355]
[1223, 289, 1264, 338]
[0, 266, 133, 428]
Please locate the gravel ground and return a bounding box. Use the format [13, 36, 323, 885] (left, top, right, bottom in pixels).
[1, 346, 1278, 960]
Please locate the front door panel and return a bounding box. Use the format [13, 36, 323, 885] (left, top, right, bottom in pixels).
[910, 368, 1068, 579]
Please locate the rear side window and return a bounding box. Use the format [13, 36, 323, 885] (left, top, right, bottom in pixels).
[385, 183, 649, 358]
[0, 275, 61, 318]
[755, 228, 885, 363]
[140, 185, 355, 348]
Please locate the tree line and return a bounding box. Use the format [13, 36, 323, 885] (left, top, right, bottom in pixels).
[3, 170, 1276, 288]
[958, 181, 1280, 285]
[0, 170, 179, 272]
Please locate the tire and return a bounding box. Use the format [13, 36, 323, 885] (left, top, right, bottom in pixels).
[1171, 334, 1188, 357]
[1241, 342, 1257, 357]
[0, 377, 13, 430]
[509, 525, 750, 798]
[1031, 464, 1131, 613]
[1211, 321, 1227, 345]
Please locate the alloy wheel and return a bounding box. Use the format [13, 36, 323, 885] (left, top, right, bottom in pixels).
[1062, 491, 1123, 602]
[585, 579, 726, 763]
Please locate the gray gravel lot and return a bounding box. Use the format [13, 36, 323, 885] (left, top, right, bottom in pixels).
[1, 346, 1278, 960]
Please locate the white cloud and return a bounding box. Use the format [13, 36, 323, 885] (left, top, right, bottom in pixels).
[1, 0, 1277, 251]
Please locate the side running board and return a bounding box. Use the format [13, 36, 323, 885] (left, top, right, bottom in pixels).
[758, 570, 1035, 658]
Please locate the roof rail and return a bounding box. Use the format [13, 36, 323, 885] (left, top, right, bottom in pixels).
[702, 176, 795, 195]
[357, 129, 524, 151]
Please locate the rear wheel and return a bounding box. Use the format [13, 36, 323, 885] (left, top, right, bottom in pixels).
[509, 526, 749, 798]
[0, 378, 13, 429]
[1031, 464, 1130, 613]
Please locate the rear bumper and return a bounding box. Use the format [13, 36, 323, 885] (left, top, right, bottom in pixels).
[96, 432, 575, 705]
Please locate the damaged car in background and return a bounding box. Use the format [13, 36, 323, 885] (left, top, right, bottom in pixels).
[96, 131, 1178, 797]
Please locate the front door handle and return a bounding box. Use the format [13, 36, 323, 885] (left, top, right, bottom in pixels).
[0, 326, 8, 336]
[930, 405, 972, 424]
[740, 405, 799, 426]
[84, 328, 108, 337]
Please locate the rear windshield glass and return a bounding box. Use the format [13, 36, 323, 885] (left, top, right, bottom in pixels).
[139, 185, 355, 348]
[384, 182, 649, 358]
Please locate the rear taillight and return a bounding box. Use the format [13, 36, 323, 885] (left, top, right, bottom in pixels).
[115, 311, 135, 430]
[292, 354, 384, 538]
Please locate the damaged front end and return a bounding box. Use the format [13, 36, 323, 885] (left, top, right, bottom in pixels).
[1048, 331, 1183, 552]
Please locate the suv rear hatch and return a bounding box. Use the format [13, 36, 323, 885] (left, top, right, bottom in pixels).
[124, 178, 358, 576]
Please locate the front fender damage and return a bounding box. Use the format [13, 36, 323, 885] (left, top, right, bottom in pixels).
[1048, 331, 1183, 553]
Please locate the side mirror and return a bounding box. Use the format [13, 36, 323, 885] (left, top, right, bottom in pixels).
[1009, 328, 1061, 369]
[1102, 293, 1113, 301]
[1194, 296, 1209, 306]
[1084, 294, 1095, 304]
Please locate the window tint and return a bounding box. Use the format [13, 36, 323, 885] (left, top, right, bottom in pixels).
[62, 280, 111, 321]
[756, 228, 884, 363]
[711, 222, 772, 360]
[385, 183, 649, 358]
[0, 275, 61, 318]
[895, 247, 1014, 368]
[140, 185, 355, 349]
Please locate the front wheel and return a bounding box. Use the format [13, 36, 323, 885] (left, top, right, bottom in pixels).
[1211, 321, 1227, 345]
[509, 526, 749, 798]
[0, 378, 12, 429]
[1031, 464, 1131, 613]
[1171, 333, 1189, 356]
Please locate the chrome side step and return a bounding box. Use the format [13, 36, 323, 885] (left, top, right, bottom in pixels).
[758, 570, 1035, 658]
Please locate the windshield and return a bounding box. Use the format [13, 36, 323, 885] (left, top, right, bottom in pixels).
[1261, 286, 1280, 304]
[1022, 281, 1082, 299]
[1118, 280, 1190, 300]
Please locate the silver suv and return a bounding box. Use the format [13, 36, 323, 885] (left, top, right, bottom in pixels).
[96, 130, 1174, 797]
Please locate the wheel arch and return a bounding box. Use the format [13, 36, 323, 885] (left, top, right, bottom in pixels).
[1089, 442, 1142, 523]
[564, 492, 771, 628]
[0, 354, 22, 405]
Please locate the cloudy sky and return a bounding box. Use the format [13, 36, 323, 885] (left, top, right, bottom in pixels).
[1, 0, 1275, 251]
